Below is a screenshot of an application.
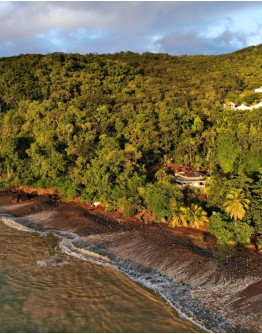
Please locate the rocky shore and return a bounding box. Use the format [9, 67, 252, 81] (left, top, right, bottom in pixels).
[0, 189, 261, 332]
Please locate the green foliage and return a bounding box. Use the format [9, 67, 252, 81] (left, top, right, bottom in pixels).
[155, 168, 175, 183]
[205, 175, 252, 209]
[169, 200, 187, 228]
[216, 132, 240, 174]
[240, 92, 262, 105]
[223, 188, 250, 242]
[55, 179, 80, 200]
[118, 197, 136, 218]
[237, 221, 254, 244]
[181, 204, 209, 229]
[140, 182, 183, 222]
[248, 173, 262, 231]
[0, 47, 261, 241]
[208, 213, 235, 245]
[223, 188, 250, 222]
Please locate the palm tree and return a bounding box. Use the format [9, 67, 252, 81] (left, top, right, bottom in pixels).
[183, 204, 209, 229]
[169, 200, 188, 228]
[223, 189, 250, 242]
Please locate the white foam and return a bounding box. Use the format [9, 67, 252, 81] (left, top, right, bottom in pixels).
[1, 216, 35, 233]
[57, 236, 210, 331]
[36, 256, 70, 267]
[1, 213, 260, 332]
[59, 238, 111, 266]
[0, 213, 50, 237]
[57, 231, 261, 332]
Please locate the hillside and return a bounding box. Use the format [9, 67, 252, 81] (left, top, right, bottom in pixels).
[0, 46, 261, 245]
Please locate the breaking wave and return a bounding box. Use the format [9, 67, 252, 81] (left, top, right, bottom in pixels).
[60, 238, 112, 265]
[59, 233, 260, 333]
[1, 214, 39, 233]
[1, 213, 260, 332]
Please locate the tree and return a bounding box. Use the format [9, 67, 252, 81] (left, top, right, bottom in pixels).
[182, 204, 209, 229]
[140, 182, 183, 222]
[208, 212, 235, 245]
[249, 174, 262, 231]
[0, 49, 261, 241]
[169, 200, 187, 228]
[223, 189, 250, 242]
[118, 197, 136, 218]
[216, 132, 240, 174]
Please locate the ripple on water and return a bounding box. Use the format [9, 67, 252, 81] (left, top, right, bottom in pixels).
[0, 218, 201, 333]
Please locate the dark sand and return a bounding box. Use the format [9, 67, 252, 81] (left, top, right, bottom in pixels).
[0, 189, 261, 332]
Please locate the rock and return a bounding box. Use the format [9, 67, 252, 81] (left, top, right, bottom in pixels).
[10, 191, 32, 203]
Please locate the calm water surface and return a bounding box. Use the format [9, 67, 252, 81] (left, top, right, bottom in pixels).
[0, 221, 201, 332]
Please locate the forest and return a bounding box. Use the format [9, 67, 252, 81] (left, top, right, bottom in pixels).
[0, 44, 261, 247]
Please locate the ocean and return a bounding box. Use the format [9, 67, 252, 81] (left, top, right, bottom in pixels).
[0, 219, 200, 332]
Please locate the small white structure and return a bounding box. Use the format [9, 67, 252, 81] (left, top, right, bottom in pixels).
[236, 104, 251, 110]
[175, 172, 208, 189]
[92, 201, 102, 208]
[252, 101, 262, 109]
[254, 87, 262, 93]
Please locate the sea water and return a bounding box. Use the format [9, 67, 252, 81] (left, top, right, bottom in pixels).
[0, 220, 201, 333]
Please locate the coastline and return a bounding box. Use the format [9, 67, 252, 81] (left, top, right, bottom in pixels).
[0, 189, 262, 332]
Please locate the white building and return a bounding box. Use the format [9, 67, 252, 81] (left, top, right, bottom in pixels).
[254, 87, 262, 93]
[252, 102, 262, 109]
[236, 104, 251, 110]
[175, 172, 208, 189]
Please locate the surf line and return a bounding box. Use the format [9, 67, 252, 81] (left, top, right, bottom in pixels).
[0, 212, 234, 333]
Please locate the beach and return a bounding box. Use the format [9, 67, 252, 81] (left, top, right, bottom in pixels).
[0, 188, 261, 332]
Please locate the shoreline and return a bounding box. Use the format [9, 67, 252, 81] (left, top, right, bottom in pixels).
[0, 189, 262, 332]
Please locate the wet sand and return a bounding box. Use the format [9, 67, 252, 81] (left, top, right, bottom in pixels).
[0, 189, 261, 332]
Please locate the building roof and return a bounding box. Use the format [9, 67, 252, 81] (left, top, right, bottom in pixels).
[176, 171, 207, 181]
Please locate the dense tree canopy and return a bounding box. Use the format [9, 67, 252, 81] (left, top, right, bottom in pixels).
[0, 45, 261, 244]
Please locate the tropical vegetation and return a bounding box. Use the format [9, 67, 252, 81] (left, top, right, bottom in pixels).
[0, 45, 262, 247]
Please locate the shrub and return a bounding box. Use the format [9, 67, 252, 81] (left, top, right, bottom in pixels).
[118, 197, 136, 218]
[240, 92, 262, 105]
[140, 181, 183, 222]
[237, 221, 254, 244]
[208, 213, 234, 245]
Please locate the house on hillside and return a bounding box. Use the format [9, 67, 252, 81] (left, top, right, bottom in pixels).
[175, 171, 209, 189]
[254, 87, 262, 93]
